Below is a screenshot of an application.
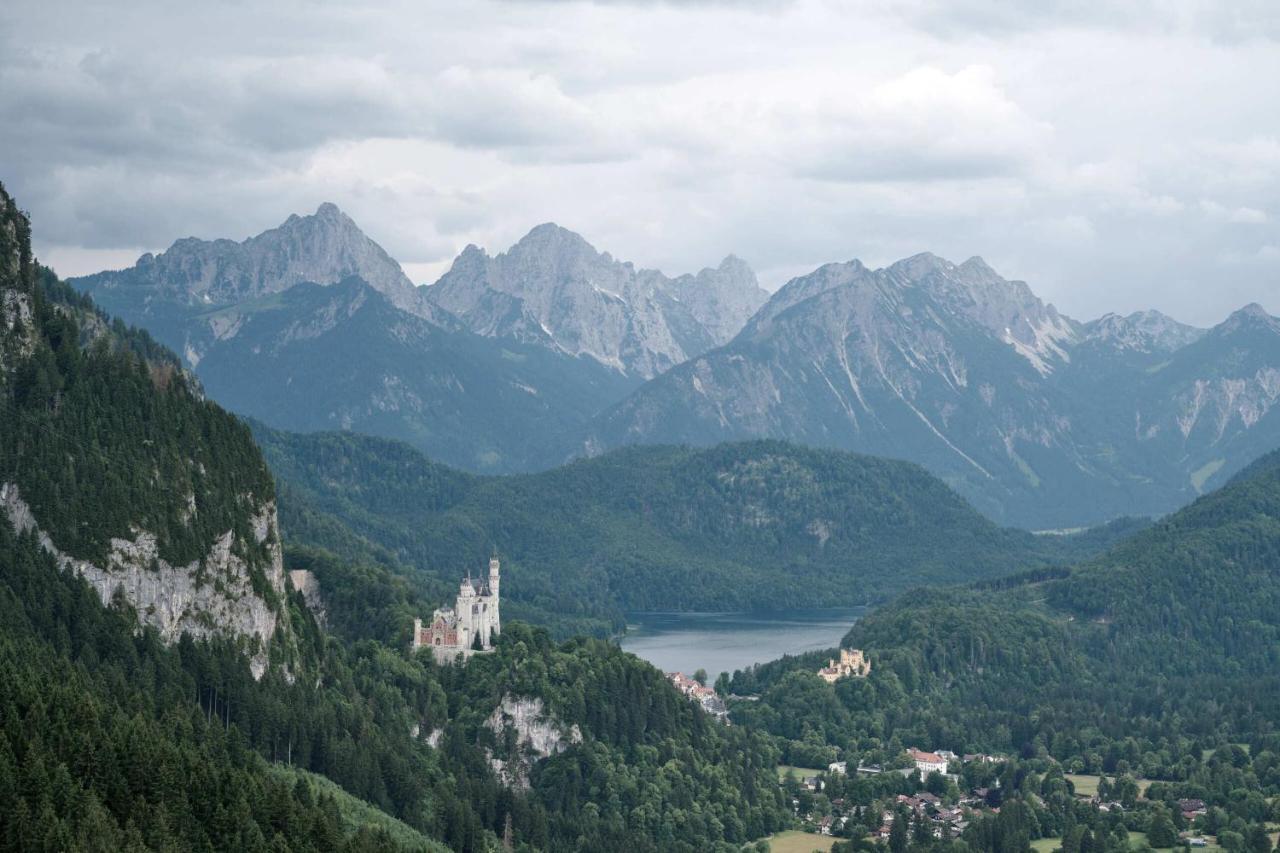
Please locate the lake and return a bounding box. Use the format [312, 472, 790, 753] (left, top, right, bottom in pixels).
[619, 608, 866, 678]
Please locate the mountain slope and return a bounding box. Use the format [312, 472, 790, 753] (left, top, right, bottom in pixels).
[68, 212, 643, 473]
[424, 223, 768, 378]
[0, 183, 294, 677]
[184, 276, 636, 471]
[252, 425, 1120, 637]
[589, 253, 1277, 528]
[730, 440, 1280, 780]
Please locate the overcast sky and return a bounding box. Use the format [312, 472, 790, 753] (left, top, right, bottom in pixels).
[3, 0, 1278, 325]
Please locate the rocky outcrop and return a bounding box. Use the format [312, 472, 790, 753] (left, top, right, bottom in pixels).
[288, 569, 326, 628]
[0, 186, 36, 372]
[425, 223, 768, 378]
[484, 695, 582, 788]
[2, 482, 286, 678]
[1081, 309, 1205, 355]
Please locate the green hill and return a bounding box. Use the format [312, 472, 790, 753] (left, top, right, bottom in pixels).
[730, 442, 1280, 783]
[252, 425, 1125, 639]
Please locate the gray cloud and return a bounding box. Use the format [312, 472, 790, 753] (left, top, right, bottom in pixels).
[2, 0, 1278, 325]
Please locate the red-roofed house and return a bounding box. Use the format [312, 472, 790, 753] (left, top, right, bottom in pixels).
[908, 748, 949, 776]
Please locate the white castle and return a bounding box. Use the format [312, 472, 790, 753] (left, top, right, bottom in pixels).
[413, 556, 501, 662]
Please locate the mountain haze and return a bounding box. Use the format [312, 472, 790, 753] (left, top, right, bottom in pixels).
[173, 276, 634, 471]
[66, 207, 1280, 528]
[590, 253, 1280, 527]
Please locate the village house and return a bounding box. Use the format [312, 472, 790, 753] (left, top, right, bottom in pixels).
[666, 672, 730, 722]
[1178, 798, 1207, 820]
[908, 748, 949, 776]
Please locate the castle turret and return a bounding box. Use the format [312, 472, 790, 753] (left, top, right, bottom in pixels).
[488, 556, 501, 639]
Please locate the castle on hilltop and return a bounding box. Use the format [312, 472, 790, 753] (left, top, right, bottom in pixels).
[413, 556, 501, 662]
[818, 648, 870, 683]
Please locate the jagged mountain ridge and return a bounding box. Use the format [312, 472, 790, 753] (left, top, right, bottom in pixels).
[588, 253, 1280, 528]
[67, 208, 768, 470]
[181, 276, 636, 472]
[75, 201, 427, 315]
[424, 222, 769, 378]
[64, 203, 1280, 528]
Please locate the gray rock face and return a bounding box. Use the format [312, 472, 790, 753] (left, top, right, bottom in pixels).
[73, 202, 426, 315]
[590, 254, 1280, 528]
[425, 224, 768, 378]
[1081, 309, 1205, 354]
[483, 695, 582, 788]
[2, 482, 286, 678]
[0, 192, 35, 372]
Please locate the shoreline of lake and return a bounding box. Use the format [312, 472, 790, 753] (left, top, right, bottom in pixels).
[618, 607, 866, 678]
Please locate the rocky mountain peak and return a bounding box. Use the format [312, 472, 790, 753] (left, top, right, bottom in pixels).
[426, 226, 765, 377]
[1083, 309, 1205, 354]
[668, 254, 769, 347]
[71, 204, 421, 315]
[1216, 302, 1280, 337]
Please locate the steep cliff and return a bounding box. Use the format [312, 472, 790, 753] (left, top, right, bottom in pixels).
[0, 183, 295, 676]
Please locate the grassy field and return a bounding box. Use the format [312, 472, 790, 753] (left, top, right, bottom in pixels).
[1064, 774, 1154, 798]
[763, 829, 834, 853]
[1034, 831, 1224, 852]
[777, 764, 827, 780]
[269, 765, 448, 851]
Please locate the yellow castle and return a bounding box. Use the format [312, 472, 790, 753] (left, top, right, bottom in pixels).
[817, 648, 871, 683]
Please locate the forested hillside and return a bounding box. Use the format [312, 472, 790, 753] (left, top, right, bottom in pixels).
[0, 183, 294, 675]
[729, 444, 1280, 789]
[1, 184, 794, 852]
[253, 425, 1124, 638]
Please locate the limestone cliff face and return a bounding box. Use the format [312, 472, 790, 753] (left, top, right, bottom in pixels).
[2, 482, 287, 678]
[483, 695, 582, 788]
[0, 188, 35, 372]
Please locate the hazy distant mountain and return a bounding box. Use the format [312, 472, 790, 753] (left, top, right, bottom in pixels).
[67, 205, 1280, 527]
[424, 223, 768, 378]
[74, 202, 431, 318]
[170, 276, 635, 472]
[587, 253, 1280, 528]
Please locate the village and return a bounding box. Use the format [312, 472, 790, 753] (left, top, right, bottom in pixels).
[671, 651, 1241, 853]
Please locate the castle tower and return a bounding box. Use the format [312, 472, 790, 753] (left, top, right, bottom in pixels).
[488, 556, 501, 641]
[457, 575, 476, 648]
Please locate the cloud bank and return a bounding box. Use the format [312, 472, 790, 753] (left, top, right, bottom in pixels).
[3, 0, 1278, 325]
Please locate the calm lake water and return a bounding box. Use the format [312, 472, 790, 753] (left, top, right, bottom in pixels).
[619, 608, 866, 678]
